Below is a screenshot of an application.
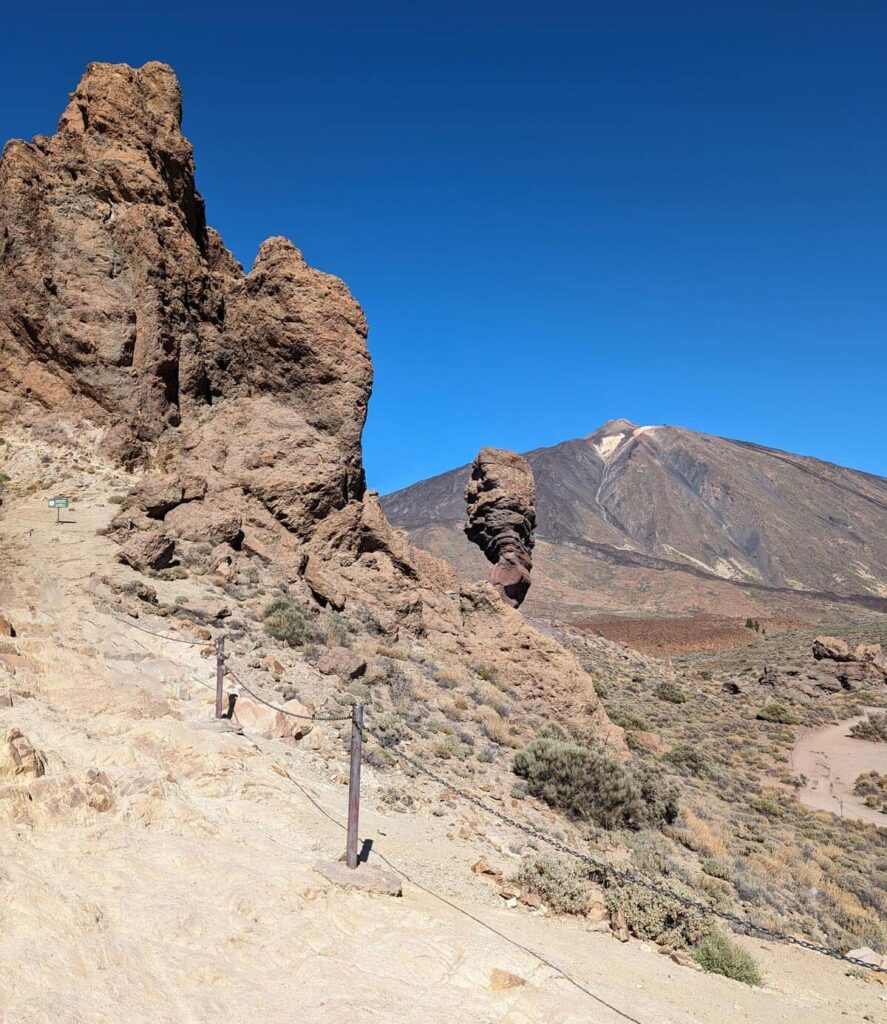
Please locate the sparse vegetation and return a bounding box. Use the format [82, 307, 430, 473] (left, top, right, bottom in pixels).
[262, 595, 313, 648]
[511, 856, 590, 915]
[756, 702, 799, 725]
[604, 880, 711, 948]
[513, 725, 679, 829]
[655, 681, 688, 704]
[853, 770, 887, 811]
[850, 713, 887, 742]
[692, 931, 762, 985]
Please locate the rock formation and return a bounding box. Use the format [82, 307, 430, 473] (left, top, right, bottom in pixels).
[0, 61, 371, 535]
[464, 448, 536, 608]
[0, 62, 618, 751]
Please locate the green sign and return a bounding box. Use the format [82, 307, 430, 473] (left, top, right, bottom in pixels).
[48, 497, 69, 509]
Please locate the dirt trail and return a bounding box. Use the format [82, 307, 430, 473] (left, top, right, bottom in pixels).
[792, 710, 887, 826]
[0, 432, 884, 1023]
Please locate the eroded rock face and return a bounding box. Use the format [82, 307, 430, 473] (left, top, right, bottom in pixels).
[1, 63, 619, 755]
[464, 448, 536, 608]
[0, 61, 371, 539]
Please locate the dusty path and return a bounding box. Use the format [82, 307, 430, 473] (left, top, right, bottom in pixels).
[0, 430, 885, 1023]
[792, 710, 887, 825]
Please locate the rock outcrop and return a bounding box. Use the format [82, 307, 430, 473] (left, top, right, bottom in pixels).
[464, 448, 536, 608]
[0, 61, 371, 540]
[0, 62, 618, 754]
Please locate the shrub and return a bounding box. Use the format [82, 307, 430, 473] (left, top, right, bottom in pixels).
[513, 726, 678, 829]
[756, 702, 799, 725]
[701, 858, 732, 881]
[692, 931, 762, 985]
[372, 713, 408, 747]
[435, 734, 466, 760]
[854, 770, 887, 811]
[655, 681, 688, 704]
[511, 856, 591, 914]
[850, 714, 887, 743]
[664, 744, 710, 778]
[605, 881, 711, 948]
[607, 708, 650, 732]
[262, 596, 313, 647]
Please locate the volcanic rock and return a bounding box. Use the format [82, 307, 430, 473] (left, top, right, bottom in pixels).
[812, 636, 852, 662]
[464, 448, 536, 608]
[315, 647, 367, 680]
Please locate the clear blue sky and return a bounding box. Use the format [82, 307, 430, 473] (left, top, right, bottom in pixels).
[3, 2, 885, 491]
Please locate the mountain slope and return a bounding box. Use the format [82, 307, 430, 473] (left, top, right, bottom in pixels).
[383, 420, 887, 619]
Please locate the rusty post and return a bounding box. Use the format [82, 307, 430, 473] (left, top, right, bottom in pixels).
[215, 635, 226, 719]
[346, 703, 364, 869]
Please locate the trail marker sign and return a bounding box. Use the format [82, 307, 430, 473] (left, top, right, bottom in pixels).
[48, 495, 69, 522]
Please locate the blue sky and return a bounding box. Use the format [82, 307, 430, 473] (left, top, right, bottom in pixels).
[3, 2, 885, 491]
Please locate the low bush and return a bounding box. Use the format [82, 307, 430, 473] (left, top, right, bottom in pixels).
[663, 744, 710, 778]
[655, 681, 688, 704]
[756, 702, 799, 725]
[850, 714, 887, 743]
[262, 596, 313, 647]
[605, 880, 711, 948]
[854, 770, 887, 811]
[513, 725, 679, 829]
[511, 856, 591, 915]
[692, 931, 762, 985]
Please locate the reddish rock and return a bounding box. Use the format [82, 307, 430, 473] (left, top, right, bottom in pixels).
[117, 531, 175, 571]
[464, 448, 536, 608]
[163, 501, 242, 546]
[316, 646, 367, 680]
[812, 636, 852, 662]
[0, 616, 14, 638]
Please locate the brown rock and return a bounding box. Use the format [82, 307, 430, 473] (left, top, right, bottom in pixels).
[315, 646, 367, 680]
[163, 501, 242, 546]
[610, 906, 630, 942]
[0, 616, 14, 638]
[117, 531, 175, 571]
[0, 729, 47, 780]
[489, 969, 527, 991]
[813, 636, 852, 662]
[464, 448, 536, 608]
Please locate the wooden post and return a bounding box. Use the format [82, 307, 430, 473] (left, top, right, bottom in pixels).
[215, 635, 225, 719]
[346, 704, 364, 869]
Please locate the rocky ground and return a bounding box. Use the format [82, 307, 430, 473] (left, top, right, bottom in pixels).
[1, 424, 886, 1023]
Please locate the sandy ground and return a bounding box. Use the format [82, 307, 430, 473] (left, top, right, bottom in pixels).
[1, 441, 885, 1023]
[792, 710, 887, 826]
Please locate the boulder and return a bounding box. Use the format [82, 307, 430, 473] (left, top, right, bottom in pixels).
[117, 531, 175, 571]
[0, 729, 47, 780]
[163, 500, 242, 546]
[316, 646, 367, 680]
[464, 448, 536, 608]
[0, 615, 14, 638]
[812, 636, 852, 662]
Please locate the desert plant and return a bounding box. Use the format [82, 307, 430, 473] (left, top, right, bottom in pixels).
[262, 596, 313, 648]
[850, 714, 887, 742]
[655, 681, 688, 704]
[510, 856, 591, 914]
[513, 726, 678, 829]
[435, 734, 466, 760]
[756, 702, 799, 725]
[605, 880, 711, 948]
[692, 931, 762, 985]
[664, 744, 710, 778]
[853, 770, 887, 811]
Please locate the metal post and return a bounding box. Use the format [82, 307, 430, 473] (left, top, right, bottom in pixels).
[346, 704, 364, 869]
[215, 635, 225, 719]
